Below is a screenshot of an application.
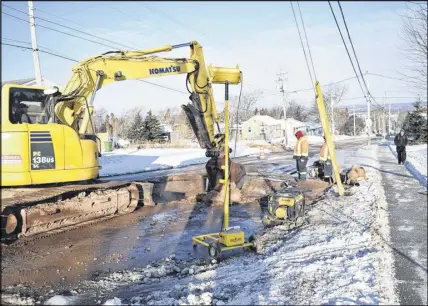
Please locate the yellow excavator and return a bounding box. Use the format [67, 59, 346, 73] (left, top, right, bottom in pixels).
[1, 41, 243, 241]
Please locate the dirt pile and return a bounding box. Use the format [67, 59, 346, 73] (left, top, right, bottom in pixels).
[295, 180, 331, 204]
[149, 171, 207, 204]
[341, 165, 367, 185]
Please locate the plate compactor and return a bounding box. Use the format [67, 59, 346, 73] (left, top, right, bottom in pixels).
[262, 188, 306, 229]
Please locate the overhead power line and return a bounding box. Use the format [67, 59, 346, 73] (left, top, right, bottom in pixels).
[3, 37, 58, 53]
[297, 2, 318, 81]
[367, 73, 407, 82]
[290, 1, 315, 92]
[328, 3, 368, 100]
[2, 42, 80, 62]
[138, 2, 205, 37]
[336, 1, 382, 108]
[103, 3, 186, 41]
[34, 7, 141, 50]
[136, 79, 188, 95]
[2, 11, 119, 50]
[2, 4, 131, 50]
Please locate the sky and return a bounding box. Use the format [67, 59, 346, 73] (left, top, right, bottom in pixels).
[1, 1, 426, 116]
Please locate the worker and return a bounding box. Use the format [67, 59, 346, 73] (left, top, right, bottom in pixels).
[293, 130, 309, 181]
[13, 103, 31, 124]
[319, 136, 333, 182]
[394, 129, 408, 165]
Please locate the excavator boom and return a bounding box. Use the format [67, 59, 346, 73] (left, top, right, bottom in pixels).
[54, 41, 239, 152]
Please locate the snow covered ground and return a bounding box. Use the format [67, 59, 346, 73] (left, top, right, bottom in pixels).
[99, 145, 261, 177]
[390, 143, 427, 180]
[5, 144, 399, 305]
[99, 136, 367, 177]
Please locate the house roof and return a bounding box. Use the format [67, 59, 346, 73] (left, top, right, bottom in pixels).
[2, 78, 36, 86]
[244, 115, 283, 126]
[2, 77, 62, 88]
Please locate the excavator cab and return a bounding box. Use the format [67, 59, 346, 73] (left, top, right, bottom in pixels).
[1, 84, 100, 186]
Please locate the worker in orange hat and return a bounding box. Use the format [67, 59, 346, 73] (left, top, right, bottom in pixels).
[293, 130, 309, 181]
[319, 135, 333, 181]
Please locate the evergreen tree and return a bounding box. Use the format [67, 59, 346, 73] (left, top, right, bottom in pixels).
[402, 100, 427, 143]
[254, 107, 259, 115]
[341, 115, 365, 136]
[127, 111, 145, 142]
[142, 110, 162, 141]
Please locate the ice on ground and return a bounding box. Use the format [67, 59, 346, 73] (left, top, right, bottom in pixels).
[99, 145, 261, 177]
[45, 295, 78, 305]
[1, 294, 36, 306]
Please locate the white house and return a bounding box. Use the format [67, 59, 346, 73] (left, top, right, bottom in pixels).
[240, 115, 320, 142]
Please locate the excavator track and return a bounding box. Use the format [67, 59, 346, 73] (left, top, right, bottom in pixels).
[1, 180, 154, 243]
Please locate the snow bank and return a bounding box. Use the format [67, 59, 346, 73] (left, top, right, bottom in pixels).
[389, 144, 427, 185]
[404, 144, 427, 178]
[45, 295, 78, 305]
[99, 145, 261, 177]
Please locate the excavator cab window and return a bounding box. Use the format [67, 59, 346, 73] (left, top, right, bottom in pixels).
[9, 88, 52, 124]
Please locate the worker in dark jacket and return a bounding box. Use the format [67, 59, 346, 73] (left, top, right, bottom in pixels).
[394, 129, 408, 165]
[13, 103, 31, 124]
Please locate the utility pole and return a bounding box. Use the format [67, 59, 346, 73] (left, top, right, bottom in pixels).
[385, 91, 391, 135]
[378, 112, 381, 135]
[331, 98, 335, 139]
[353, 103, 356, 136]
[388, 99, 391, 135]
[373, 112, 376, 134]
[382, 92, 386, 139]
[276, 70, 288, 147]
[28, 1, 42, 86]
[366, 71, 371, 145]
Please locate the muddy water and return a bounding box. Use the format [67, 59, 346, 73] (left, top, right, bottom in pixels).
[1, 200, 264, 297]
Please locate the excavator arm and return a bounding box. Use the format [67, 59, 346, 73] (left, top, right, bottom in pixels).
[52, 41, 241, 154]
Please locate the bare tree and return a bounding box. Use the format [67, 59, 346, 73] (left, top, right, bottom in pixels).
[230, 90, 262, 124]
[176, 108, 197, 141]
[93, 107, 108, 133]
[311, 84, 348, 125]
[156, 107, 181, 130]
[399, 2, 427, 91]
[287, 100, 309, 122]
[267, 105, 283, 119]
